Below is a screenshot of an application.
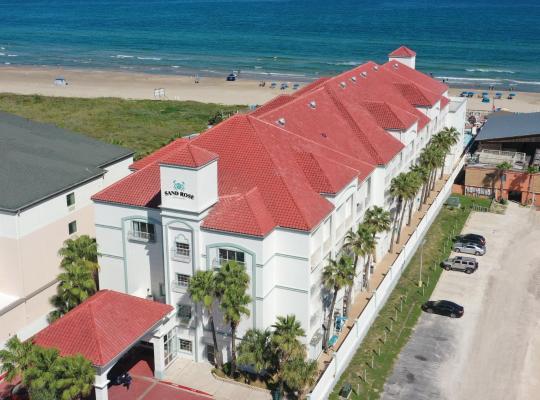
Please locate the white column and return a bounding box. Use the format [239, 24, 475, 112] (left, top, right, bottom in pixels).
[94, 372, 109, 400]
[151, 335, 166, 379]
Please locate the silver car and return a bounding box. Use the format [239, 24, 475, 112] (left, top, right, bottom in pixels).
[453, 241, 486, 256]
[442, 256, 478, 274]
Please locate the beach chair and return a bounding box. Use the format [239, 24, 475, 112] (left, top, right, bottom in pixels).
[270, 82, 277, 89]
[293, 83, 300, 90]
[482, 97, 490, 103]
[460, 91, 467, 97]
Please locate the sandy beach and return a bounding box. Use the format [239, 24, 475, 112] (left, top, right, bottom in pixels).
[1, 65, 540, 112]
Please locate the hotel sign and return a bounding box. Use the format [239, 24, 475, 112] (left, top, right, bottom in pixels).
[164, 180, 194, 200]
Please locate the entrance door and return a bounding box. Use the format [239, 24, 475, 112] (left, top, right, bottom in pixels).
[508, 190, 522, 202]
[163, 329, 178, 366]
[206, 344, 215, 365]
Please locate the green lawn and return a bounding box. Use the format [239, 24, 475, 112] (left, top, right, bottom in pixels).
[0, 93, 245, 159]
[329, 195, 491, 399]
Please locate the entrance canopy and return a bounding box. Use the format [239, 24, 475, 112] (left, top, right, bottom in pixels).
[34, 290, 173, 367]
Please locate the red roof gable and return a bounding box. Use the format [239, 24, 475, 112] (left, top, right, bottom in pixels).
[129, 139, 189, 171]
[362, 101, 417, 131]
[33, 290, 172, 367]
[160, 143, 218, 168]
[389, 46, 416, 58]
[250, 94, 295, 117]
[202, 188, 275, 237]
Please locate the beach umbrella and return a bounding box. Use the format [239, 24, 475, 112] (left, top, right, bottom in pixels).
[482, 92, 488, 96]
[510, 93, 516, 96]
[496, 92, 502, 95]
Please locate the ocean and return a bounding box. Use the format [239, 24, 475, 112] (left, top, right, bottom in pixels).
[0, 0, 539, 91]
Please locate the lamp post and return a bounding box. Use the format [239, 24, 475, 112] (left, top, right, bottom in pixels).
[419, 239, 426, 287]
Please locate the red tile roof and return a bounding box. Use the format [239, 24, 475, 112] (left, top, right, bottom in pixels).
[440, 96, 450, 109]
[389, 46, 417, 58]
[160, 143, 218, 168]
[93, 55, 450, 236]
[33, 290, 173, 367]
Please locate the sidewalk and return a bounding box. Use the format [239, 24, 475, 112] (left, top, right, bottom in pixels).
[316, 176, 449, 373]
[164, 358, 271, 400]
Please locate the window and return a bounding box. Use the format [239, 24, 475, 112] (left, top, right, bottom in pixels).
[174, 273, 190, 288]
[206, 345, 215, 364]
[179, 339, 192, 353]
[66, 192, 75, 207]
[175, 242, 190, 257]
[68, 221, 77, 235]
[177, 304, 192, 324]
[218, 249, 245, 266]
[130, 221, 155, 242]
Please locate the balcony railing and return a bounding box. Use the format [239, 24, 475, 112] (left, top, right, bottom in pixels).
[170, 250, 190, 263]
[128, 230, 155, 242]
[171, 280, 189, 292]
[310, 246, 322, 269]
[323, 238, 331, 253]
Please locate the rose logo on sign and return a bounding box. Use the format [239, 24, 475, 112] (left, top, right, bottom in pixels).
[164, 180, 194, 199]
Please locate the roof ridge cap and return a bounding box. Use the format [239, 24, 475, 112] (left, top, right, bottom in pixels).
[87, 301, 105, 365]
[243, 187, 275, 230]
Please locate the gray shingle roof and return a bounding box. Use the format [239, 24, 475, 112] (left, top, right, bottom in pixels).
[0, 111, 133, 212]
[476, 112, 540, 142]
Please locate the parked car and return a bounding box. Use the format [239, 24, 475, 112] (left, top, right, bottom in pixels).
[422, 300, 464, 318]
[442, 256, 478, 274]
[458, 233, 486, 246]
[453, 241, 486, 256]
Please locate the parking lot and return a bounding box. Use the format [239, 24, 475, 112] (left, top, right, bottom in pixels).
[382, 203, 540, 400]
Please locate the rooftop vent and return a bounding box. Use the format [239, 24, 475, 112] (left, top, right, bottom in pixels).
[321, 132, 328, 138]
[393, 63, 399, 69]
[351, 76, 357, 82]
[360, 71, 368, 78]
[339, 81, 346, 88]
[373, 65, 379, 71]
[276, 117, 286, 126]
[308, 100, 317, 109]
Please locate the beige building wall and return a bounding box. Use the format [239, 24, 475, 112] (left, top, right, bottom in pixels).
[0, 204, 95, 344]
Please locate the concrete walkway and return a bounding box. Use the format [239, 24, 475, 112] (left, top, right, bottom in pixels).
[164, 358, 271, 400]
[382, 203, 540, 400]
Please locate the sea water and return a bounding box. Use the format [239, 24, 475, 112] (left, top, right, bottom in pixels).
[0, 0, 539, 90]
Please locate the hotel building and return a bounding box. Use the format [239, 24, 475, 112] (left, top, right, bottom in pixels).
[0, 112, 133, 346]
[92, 47, 467, 369]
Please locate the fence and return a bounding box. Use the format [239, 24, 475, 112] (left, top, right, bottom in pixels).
[308, 157, 465, 400]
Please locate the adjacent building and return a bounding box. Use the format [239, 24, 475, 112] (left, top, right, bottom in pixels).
[92, 47, 467, 369]
[0, 112, 133, 345]
[463, 112, 540, 204]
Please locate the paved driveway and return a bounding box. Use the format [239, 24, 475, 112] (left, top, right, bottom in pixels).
[382, 203, 540, 400]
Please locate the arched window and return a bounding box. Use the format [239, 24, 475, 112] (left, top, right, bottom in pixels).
[172, 233, 190, 261]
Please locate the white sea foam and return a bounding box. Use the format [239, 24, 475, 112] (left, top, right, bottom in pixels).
[507, 79, 540, 86]
[4, 62, 10, 65]
[0, 53, 4, 56]
[137, 56, 162, 61]
[438, 76, 501, 83]
[112, 54, 134, 59]
[329, 60, 361, 66]
[466, 68, 515, 74]
[7, 54, 17, 57]
[171, 65, 180, 68]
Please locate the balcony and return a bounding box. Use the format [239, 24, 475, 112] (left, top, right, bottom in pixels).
[127, 230, 155, 243]
[310, 246, 322, 269]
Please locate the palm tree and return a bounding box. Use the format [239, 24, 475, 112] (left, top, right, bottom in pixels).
[282, 357, 318, 399]
[0, 336, 34, 382]
[53, 354, 94, 400]
[362, 206, 391, 262]
[343, 225, 370, 310]
[237, 328, 272, 376]
[49, 260, 97, 322]
[215, 261, 251, 376]
[389, 173, 409, 252]
[358, 226, 376, 291]
[404, 171, 422, 226]
[496, 161, 512, 201]
[23, 346, 59, 398]
[58, 235, 100, 289]
[321, 256, 354, 351]
[58, 235, 98, 267]
[410, 164, 430, 211]
[432, 128, 460, 179]
[188, 270, 222, 368]
[271, 315, 306, 396]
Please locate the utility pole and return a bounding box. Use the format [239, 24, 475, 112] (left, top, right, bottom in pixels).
[419, 238, 426, 287]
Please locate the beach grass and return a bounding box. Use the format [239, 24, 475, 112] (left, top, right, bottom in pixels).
[329, 195, 491, 399]
[0, 93, 245, 159]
